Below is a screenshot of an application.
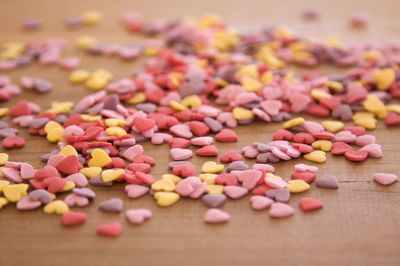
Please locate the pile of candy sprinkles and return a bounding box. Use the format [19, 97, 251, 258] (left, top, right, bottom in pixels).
[0, 10, 399, 237]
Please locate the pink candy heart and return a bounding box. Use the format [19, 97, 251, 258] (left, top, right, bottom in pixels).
[125, 184, 149, 199]
[334, 131, 356, 143]
[294, 163, 318, 173]
[122, 144, 144, 161]
[20, 163, 35, 179]
[66, 173, 88, 187]
[204, 208, 230, 224]
[355, 135, 376, 146]
[125, 209, 152, 224]
[265, 177, 287, 189]
[16, 196, 42, 211]
[269, 202, 295, 218]
[239, 170, 262, 190]
[170, 124, 193, 139]
[359, 143, 383, 158]
[223, 186, 248, 199]
[169, 148, 193, 161]
[373, 173, 398, 186]
[64, 193, 90, 207]
[250, 196, 274, 210]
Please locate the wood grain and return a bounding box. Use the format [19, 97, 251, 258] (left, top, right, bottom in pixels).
[0, 0, 399, 265]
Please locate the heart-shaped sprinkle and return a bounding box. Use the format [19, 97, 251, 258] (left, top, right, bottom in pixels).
[66, 173, 88, 187]
[303, 150, 326, 163]
[250, 195, 274, 210]
[125, 184, 149, 199]
[202, 161, 224, 174]
[201, 194, 227, 208]
[204, 208, 230, 224]
[299, 197, 323, 212]
[266, 188, 290, 203]
[122, 145, 144, 161]
[154, 192, 180, 207]
[373, 173, 398, 186]
[64, 193, 90, 207]
[3, 184, 29, 202]
[344, 149, 368, 162]
[96, 221, 122, 237]
[219, 150, 243, 163]
[2, 136, 26, 149]
[62, 211, 87, 227]
[169, 148, 193, 161]
[28, 189, 53, 204]
[99, 198, 123, 213]
[151, 178, 176, 192]
[286, 179, 310, 193]
[125, 209, 152, 224]
[44, 200, 69, 215]
[269, 202, 294, 218]
[16, 196, 42, 211]
[239, 170, 262, 190]
[223, 186, 248, 199]
[316, 175, 339, 189]
[56, 155, 80, 175]
[359, 143, 383, 158]
[215, 129, 238, 142]
[332, 142, 353, 155]
[88, 148, 112, 167]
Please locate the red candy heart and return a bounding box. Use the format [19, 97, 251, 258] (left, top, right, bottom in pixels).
[219, 150, 243, 163]
[215, 173, 238, 186]
[62, 211, 87, 227]
[293, 132, 315, 144]
[272, 129, 293, 141]
[299, 197, 323, 212]
[196, 145, 218, 156]
[320, 96, 341, 110]
[291, 171, 316, 183]
[133, 117, 155, 132]
[96, 222, 122, 237]
[215, 129, 238, 142]
[332, 142, 353, 155]
[172, 164, 196, 177]
[188, 121, 210, 136]
[344, 149, 368, 162]
[385, 112, 400, 126]
[9, 100, 32, 117]
[169, 138, 191, 148]
[56, 155, 81, 175]
[2, 136, 26, 149]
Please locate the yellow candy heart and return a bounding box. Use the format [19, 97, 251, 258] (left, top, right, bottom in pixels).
[91, 69, 113, 81]
[232, 107, 254, 120]
[241, 77, 262, 92]
[88, 148, 112, 168]
[80, 167, 102, 178]
[47, 127, 64, 142]
[181, 95, 202, 108]
[101, 169, 124, 182]
[322, 120, 344, 133]
[201, 161, 224, 174]
[81, 10, 103, 25]
[199, 174, 217, 185]
[151, 178, 176, 192]
[363, 95, 387, 118]
[127, 92, 146, 104]
[3, 184, 29, 202]
[85, 76, 108, 91]
[283, 117, 305, 129]
[105, 118, 126, 127]
[47, 101, 74, 115]
[206, 184, 224, 194]
[81, 114, 102, 122]
[266, 173, 282, 180]
[310, 89, 331, 100]
[44, 121, 62, 133]
[170, 101, 187, 111]
[312, 140, 333, 152]
[62, 181, 75, 192]
[0, 197, 8, 209]
[105, 127, 127, 137]
[386, 104, 400, 114]
[75, 36, 97, 49]
[372, 68, 395, 90]
[44, 200, 69, 215]
[237, 64, 259, 79]
[303, 151, 327, 163]
[0, 153, 8, 166]
[69, 69, 91, 84]
[0, 180, 10, 191]
[0, 107, 9, 117]
[287, 180, 310, 193]
[154, 192, 180, 207]
[59, 145, 78, 156]
[161, 174, 182, 184]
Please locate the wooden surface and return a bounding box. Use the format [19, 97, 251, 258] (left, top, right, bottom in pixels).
[0, 0, 400, 265]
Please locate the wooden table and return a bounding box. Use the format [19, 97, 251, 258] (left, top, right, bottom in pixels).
[0, 0, 399, 265]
